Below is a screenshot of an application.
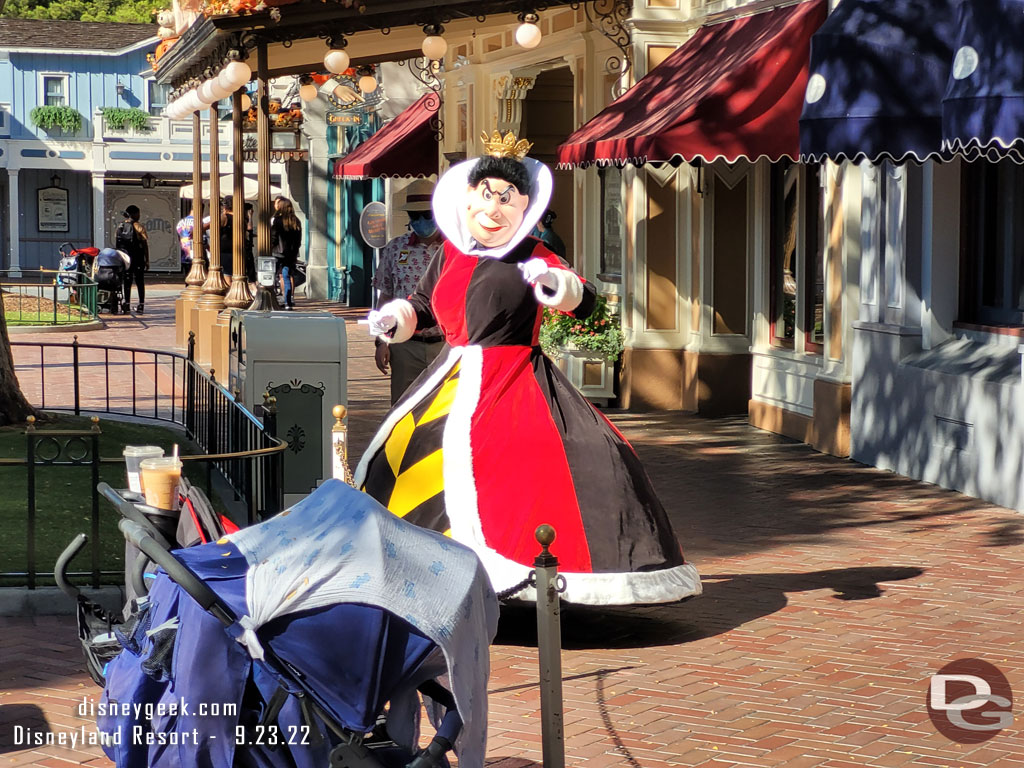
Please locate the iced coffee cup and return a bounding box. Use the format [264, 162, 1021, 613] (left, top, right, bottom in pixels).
[123, 445, 164, 493]
[140, 456, 183, 511]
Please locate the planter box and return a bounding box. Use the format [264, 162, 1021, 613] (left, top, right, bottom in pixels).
[550, 346, 616, 404]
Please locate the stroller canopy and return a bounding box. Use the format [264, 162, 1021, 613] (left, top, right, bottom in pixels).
[96, 248, 129, 269]
[100, 482, 497, 768]
[225, 481, 498, 767]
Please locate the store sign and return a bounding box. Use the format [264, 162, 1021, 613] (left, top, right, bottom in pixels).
[359, 201, 388, 250]
[327, 112, 363, 126]
[38, 186, 69, 232]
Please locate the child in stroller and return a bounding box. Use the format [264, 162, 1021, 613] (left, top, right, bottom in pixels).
[71, 480, 498, 768]
[92, 247, 131, 314]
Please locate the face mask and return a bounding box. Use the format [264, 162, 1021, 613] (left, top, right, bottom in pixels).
[410, 218, 437, 238]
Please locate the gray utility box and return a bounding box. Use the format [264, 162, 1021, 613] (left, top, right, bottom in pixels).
[229, 310, 347, 506]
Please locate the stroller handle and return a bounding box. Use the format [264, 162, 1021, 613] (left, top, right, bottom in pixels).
[118, 519, 237, 627]
[98, 482, 175, 550]
[54, 533, 88, 599]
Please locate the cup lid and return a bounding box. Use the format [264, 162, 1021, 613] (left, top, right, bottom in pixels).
[124, 445, 165, 457]
[140, 456, 182, 469]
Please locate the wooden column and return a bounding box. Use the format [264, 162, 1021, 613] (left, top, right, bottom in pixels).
[248, 43, 280, 310]
[199, 101, 228, 309]
[224, 88, 253, 309]
[182, 110, 207, 297]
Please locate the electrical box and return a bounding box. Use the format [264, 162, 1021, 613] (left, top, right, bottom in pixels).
[229, 310, 347, 505]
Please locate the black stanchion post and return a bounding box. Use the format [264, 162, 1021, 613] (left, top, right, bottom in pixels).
[185, 332, 196, 439]
[206, 370, 217, 498]
[534, 524, 565, 768]
[26, 417, 37, 590]
[72, 335, 81, 416]
[90, 417, 101, 588]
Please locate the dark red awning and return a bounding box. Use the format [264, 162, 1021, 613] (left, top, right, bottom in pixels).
[333, 94, 439, 179]
[557, 0, 826, 167]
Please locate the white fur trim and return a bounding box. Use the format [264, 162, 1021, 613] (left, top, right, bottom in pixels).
[443, 346, 484, 545]
[432, 157, 553, 260]
[380, 299, 417, 344]
[357, 343, 702, 607]
[354, 347, 462, 486]
[534, 269, 584, 312]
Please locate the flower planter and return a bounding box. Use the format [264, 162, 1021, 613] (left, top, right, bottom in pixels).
[551, 345, 616, 404]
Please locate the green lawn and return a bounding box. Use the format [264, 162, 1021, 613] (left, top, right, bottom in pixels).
[0, 414, 218, 587]
[8, 312, 94, 326]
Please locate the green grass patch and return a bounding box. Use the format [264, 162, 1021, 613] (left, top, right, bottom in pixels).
[0, 414, 219, 587]
[8, 312, 94, 326]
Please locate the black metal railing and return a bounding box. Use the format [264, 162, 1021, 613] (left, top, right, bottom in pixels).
[7, 333, 286, 586]
[1, 269, 98, 324]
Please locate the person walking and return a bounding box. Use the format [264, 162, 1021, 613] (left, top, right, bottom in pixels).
[115, 205, 149, 314]
[532, 208, 566, 260]
[372, 180, 446, 405]
[271, 196, 302, 309]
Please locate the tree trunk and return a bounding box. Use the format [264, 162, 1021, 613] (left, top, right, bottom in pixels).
[0, 293, 36, 426]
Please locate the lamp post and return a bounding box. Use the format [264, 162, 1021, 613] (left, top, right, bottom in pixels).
[181, 110, 207, 298]
[224, 88, 254, 309]
[198, 101, 228, 309]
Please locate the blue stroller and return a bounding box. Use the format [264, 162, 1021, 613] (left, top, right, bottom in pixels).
[97, 481, 499, 768]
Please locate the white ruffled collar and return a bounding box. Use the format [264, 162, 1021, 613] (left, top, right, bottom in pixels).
[431, 156, 553, 260]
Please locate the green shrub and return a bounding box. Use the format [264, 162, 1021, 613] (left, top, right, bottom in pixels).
[539, 294, 625, 362]
[99, 106, 153, 131]
[29, 105, 83, 133]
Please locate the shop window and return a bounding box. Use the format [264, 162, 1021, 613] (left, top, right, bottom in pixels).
[148, 80, 171, 116]
[41, 74, 68, 107]
[599, 166, 622, 281]
[768, 161, 824, 352]
[960, 160, 1024, 327]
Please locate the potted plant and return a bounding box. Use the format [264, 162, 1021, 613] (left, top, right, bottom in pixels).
[29, 105, 84, 135]
[539, 294, 624, 403]
[99, 107, 153, 133]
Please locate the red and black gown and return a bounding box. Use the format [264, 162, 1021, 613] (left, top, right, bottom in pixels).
[354, 236, 701, 605]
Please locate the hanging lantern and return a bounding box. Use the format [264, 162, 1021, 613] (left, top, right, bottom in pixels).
[421, 24, 447, 61]
[324, 49, 350, 74]
[516, 14, 542, 49]
[218, 60, 252, 90]
[358, 74, 378, 94]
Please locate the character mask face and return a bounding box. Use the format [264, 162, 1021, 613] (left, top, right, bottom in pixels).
[465, 178, 529, 248]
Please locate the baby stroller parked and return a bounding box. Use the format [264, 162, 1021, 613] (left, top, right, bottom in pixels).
[55, 479, 239, 686]
[93, 248, 131, 314]
[57, 241, 100, 298]
[96, 480, 498, 768]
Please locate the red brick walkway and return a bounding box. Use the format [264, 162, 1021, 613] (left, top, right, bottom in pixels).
[3, 294, 1024, 767]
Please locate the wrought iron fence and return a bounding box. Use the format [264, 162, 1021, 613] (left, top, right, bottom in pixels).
[0, 269, 98, 324]
[6, 334, 286, 586]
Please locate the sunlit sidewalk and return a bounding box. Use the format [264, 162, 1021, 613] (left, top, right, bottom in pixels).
[3, 295, 1024, 766]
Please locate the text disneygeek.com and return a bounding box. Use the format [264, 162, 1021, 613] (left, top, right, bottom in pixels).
[8, 697, 240, 749]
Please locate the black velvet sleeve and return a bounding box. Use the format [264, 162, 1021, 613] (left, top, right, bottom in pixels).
[407, 246, 445, 331]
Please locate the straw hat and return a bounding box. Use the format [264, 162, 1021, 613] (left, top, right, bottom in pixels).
[400, 179, 435, 212]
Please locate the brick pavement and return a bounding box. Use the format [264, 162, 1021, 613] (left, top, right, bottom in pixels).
[3, 293, 1024, 767]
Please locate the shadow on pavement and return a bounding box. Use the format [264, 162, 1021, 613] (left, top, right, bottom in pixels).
[612, 413, 1006, 561]
[496, 566, 924, 649]
[0, 704, 49, 752]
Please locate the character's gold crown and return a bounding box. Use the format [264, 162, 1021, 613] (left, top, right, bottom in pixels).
[480, 129, 533, 161]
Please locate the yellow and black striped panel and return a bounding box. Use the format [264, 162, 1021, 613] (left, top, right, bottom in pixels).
[361, 362, 460, 535]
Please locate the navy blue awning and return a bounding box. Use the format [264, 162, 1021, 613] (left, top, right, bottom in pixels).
[942, 0, 1024, 162]
[799, 0, 958, 162]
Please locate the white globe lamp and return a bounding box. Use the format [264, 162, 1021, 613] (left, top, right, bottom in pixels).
[515, 21, 543, 49]
[324, 49, 350, 74]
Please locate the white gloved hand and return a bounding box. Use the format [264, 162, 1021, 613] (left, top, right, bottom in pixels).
[366, 309, 397, 338]
[518, 257, 558, 290]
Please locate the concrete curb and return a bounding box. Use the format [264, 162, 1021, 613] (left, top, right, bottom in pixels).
[8, 320, 105, 334]
[0, 586, 125, 617]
